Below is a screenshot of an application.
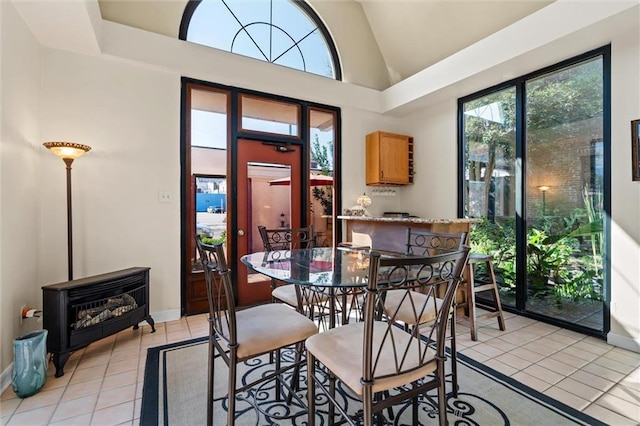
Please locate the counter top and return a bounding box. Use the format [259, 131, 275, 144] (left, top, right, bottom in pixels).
[337, 216, 481, 224]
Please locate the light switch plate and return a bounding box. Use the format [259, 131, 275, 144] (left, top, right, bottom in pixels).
[158, 191, 172, 202]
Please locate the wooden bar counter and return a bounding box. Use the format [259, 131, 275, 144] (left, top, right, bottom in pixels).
[338, 215, 480, 252]
[338, 215, 481, 316]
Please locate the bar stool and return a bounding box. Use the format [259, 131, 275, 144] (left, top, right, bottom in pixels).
[461, 253, 506, 341]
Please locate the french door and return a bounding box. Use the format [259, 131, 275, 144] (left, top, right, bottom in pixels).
[181, 79, 340, 314]
[459, 46, 610, 335]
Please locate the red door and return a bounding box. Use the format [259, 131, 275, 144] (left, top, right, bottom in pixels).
[235, 139, 303, 305]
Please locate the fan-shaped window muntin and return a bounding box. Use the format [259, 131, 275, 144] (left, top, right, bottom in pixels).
[180, 0, 341, 80]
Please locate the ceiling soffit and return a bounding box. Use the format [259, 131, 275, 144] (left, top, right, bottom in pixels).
[97, 0, 553, 88]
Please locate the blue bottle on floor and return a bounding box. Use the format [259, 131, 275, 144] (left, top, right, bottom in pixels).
[12, 329, 48, 398]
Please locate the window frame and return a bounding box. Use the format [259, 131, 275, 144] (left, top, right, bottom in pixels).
[178, 0, 342, 80]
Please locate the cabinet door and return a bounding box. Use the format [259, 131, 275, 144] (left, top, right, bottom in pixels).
[379, 133, 409, 183]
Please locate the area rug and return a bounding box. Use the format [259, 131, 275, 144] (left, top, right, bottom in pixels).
[140, 336, 605, 425]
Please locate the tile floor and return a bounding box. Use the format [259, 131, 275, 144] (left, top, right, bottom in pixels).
[1, 311, 639, 425]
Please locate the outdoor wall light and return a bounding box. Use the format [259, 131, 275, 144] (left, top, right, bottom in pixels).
[43, 141, 92, 281]
[538, 185, 550, 215]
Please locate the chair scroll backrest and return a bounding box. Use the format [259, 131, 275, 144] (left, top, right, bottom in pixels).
[258, 225, 316, 252]
[363, 247, 470, 383]
[195, 236, 237, 347]
[405, 228, 468, 256]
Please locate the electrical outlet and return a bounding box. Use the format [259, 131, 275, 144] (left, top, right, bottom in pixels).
[158, 191, 172, 203]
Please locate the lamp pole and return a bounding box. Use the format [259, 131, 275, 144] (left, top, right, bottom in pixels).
[43, 142, 92, 282]
[64, 158, 74, 281]
[538, 186, 550, 216]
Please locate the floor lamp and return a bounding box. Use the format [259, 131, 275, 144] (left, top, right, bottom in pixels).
[43, 142, 92, 281]
[538, 185, 550, 216]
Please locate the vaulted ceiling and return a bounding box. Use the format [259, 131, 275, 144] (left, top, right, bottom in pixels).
[97, 0, 553, 88]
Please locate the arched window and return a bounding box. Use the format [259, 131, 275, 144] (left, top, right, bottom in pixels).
[179, 0, 341, 80]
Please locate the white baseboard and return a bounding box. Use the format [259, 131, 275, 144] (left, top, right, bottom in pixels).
[607, 332, 640, 353]
[1, 362, 13, 395]
[141, 309, 181, 327]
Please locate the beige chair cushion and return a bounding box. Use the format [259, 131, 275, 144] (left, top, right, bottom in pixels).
[272, 285, 300, 307]
[306, 322, 437, 396]
[272, 285, 329, 308]
[233, 304, 318, 359]
[383, 291, 443, 326]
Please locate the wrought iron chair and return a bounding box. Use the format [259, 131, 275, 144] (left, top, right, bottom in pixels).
[195, 236, 318, 426]
[306, 247, 470, 426]
[257, 225, 332, 324]
[388, 229, 468, 396]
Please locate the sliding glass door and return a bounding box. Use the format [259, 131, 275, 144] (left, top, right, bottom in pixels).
[460, 47, 609, 335]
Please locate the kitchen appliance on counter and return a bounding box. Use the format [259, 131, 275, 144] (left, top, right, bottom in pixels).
[383, 212, 410, 218]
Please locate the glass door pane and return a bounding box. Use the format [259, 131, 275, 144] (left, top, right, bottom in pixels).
[525, 57, 605, 330]
[462, 87, 517, 307]
[309, 108, 336, 247]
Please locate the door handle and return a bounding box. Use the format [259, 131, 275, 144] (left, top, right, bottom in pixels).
[238, 229, 245, 236]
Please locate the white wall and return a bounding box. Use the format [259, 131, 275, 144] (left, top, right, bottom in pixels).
[0, 1, 43, 379]
[39, 49, 182, 325]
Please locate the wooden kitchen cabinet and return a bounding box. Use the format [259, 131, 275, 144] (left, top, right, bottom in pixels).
[366, 131, 414, 185]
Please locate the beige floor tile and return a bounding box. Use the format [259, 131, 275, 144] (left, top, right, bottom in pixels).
[101, 370, 139, 391]
[494, 352, 533, 370]
[594, 393, 640, 421]
[76, 353, 111, 370]
[50, 394, 98, 423]
[61, 379, 102, 402]
[0, 397, 21, 418]
[538, 357, 579, 376]
[620, 371, 640, 392]
[572, 339, 612, 356]
[69, 365, 108, 385]
[15, 388, 65, 414]
[555, 377, 603, 401]
[459, 348, 492, 363]
[508, 347, 546, 363]
[511, 371, 551, 392]
[559, 344, 600, 362]
[105, 358, 139, 376]
[95, 384, 136, 411]
[583, 404, 638, 426]
[49, 412, 93, 426]
[549, 351, 589, 369]
[522, 364, 563, 385]
[39, 373, 71, 392]
[90, 400, 135, 426]
[521, 340, 557, 357]
[470, 342, 505, 358]
[569, 369, 615, 392]
[581, 361, 626, 382]
[544, 386, 590, 410]
[6, 404, 56, 425]
[1, 387, 18, 401]
[133, 398, 142, 420]
[606, 383, 640, 406]
[485, 338, 518, 352]
[593, 355, 636, 375]
[496, 331, 540, 346]
[484, 359, 519, 376]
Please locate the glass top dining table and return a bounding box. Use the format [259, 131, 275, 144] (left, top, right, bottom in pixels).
[241, 246, 383, 289]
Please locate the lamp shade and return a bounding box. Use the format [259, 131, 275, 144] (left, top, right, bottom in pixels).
[538, 185, 550, 192]
[43, 142, 92, 160]
[356, 193, 372, 208]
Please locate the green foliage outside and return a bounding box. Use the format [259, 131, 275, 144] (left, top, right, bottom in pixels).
[201, 231, 226, 246]
[310, 135, 334, 215]
[470, 214, 603, 306]
[465, 57, 605, 308]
